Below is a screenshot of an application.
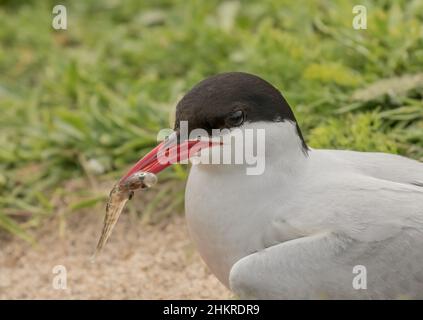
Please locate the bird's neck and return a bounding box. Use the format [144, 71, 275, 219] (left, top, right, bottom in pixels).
[193, 121, 309, 178]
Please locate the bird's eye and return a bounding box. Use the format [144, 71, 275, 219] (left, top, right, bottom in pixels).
[226, 110, 244, 127]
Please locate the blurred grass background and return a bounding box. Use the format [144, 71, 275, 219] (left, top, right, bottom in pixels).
[0, 0, 422, 241]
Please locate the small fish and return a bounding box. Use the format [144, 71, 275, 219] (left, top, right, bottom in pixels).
[92, 172, 157, 260]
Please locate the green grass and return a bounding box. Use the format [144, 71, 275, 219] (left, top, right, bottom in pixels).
[0, 0, 422, 240]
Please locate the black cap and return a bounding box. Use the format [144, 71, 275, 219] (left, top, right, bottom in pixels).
[174, 72, 308, 153]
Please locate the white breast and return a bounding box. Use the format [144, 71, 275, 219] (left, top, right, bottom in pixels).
[184, 121, 308, 286]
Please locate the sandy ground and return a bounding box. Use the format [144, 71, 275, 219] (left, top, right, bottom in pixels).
[0, 208, 231, 299]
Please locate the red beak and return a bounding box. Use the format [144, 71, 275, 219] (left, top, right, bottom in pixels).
[119, 132, 216, 183]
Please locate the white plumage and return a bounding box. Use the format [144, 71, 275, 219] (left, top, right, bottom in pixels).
[185, 121, 423, 299]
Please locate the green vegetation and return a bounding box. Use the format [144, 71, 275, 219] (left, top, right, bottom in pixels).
[0, 0, 422, 240]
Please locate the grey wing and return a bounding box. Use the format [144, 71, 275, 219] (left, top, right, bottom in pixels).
[329, 150, 423, 187]
[229, 176, 423, 299]
[229, 229, 423, 299]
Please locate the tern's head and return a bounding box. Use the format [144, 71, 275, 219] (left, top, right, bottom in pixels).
[174, 72, 307, 147]
[120, 72, 308, 181]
